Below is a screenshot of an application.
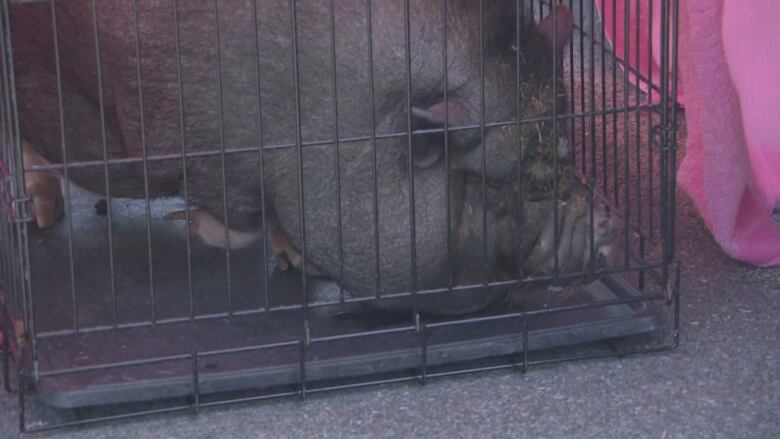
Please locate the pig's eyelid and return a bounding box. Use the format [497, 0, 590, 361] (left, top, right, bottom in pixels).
[447, 81, 469, 96]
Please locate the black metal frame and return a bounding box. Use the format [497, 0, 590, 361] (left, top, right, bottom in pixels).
[0, 0, 680, 432]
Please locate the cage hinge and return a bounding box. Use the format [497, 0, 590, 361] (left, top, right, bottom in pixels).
[12, 196, 33, 224]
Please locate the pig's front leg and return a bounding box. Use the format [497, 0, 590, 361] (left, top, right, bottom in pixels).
[267, 220, 322, 276]
[22, 140, 63, 228]
[164, 208, 260, 250]
[164, 208, 322, 275]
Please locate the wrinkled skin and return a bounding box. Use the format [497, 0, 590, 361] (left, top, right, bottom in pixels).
[11, 1, 613, 315]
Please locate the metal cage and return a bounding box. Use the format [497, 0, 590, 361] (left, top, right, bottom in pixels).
[0, 0, 680, 432]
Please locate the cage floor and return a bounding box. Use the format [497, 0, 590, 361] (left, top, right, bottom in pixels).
[22, 187, 662, 409]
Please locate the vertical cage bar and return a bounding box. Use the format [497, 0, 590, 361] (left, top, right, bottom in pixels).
[552, 1, 560, 275]
[599, 0, 608, 198]
[418, 315, 428, 385]
[3, 176, 16, 317]
[3, 175, 15, 309]
[403, 0, 418, 314]
[191, 352, 200, 414]
[90, 0, 119, 327]
[442, 0, 453, 290]
[16, 206, 32, 362]
[522, 316, 529, 373]
[49, 0, 79, 331]
[366, 0, 382, 298]
[612, 0, 619, 206]
[1, 223, 7, 303]
[0, 188, 6, 294]
[1, 210, 9, 297]
[299, 336, 307, 400]
[0, 201, 5, 292]
[658, 0, 670, 280]
[15, 206, 33, 363]
[578, 0, 586, 174]
[301, 320, 310, 400]
[171, 0, 195, 321]
[288, 0, 311, 348]
[2, 226, 9, 305]
[638, 235, 645, 289]
[622, 0, 631, 268]
[0, 0, 10, 303]
[2, 303, 10, 392]
[479, 0, 488, 285]
[568, 0, 576, 169]
[328, 0, 345, 303]
[588, 0, 598, 272]
[516, 0, 525, 281]
[668, 0, 679, 258]
[646, 0, 654, 239]
[212, 0, 233, 315]
[0, 46, 6, 290]
[673, 260, 680, 347]
[18, 367, 25, 432]
[1, 218, 7, 296]
[130, 0, 158, 324]
[250, 0, 271, 312]
[0, 0, 11, 302]
[634, 0, 642, 254]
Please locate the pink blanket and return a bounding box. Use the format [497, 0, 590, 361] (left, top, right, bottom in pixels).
[599, 0, 780, 267]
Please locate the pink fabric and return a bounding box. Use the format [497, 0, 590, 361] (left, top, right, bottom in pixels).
[598, 0, 780, 267]
[598, 0, 683, 104]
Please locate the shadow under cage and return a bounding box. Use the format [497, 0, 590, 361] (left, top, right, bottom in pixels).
[0, 0, 680, 431]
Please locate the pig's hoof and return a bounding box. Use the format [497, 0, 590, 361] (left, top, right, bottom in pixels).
[164, 208, 260, 250]
[268, 221, 322, 276]
[22, 141, 63, 228]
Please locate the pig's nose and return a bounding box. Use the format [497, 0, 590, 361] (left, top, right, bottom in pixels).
[591, 207, 616, 269]
[595, 244, 612, 269]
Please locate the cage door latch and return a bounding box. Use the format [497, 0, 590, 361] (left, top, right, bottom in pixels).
[652, 124, 678, 152]
[11, 196, 32, 224]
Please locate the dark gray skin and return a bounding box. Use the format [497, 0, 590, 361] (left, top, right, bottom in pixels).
[11, 1, 612, 315]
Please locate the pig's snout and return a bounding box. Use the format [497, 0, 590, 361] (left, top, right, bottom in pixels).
[522, 197, 617, 278]
[591, 207, 616, 269]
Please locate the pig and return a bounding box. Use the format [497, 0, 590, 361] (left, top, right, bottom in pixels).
[10, 1, 613, 316]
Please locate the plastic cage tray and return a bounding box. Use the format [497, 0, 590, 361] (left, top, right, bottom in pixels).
[18, 189, 662, 409]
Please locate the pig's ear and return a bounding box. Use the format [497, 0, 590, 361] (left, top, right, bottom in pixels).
[412, 99, 471, 127]
[538, 5, 573, 52]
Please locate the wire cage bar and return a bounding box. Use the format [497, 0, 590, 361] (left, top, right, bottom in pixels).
[0, 0, 680, 432]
